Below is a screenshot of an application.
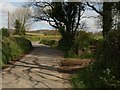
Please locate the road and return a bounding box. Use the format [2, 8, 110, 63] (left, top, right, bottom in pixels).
[2, 42, 71, 88]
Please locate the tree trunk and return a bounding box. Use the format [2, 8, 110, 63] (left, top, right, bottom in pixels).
[103, 2, 112, 37]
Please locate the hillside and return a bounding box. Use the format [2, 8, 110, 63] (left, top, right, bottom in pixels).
[27, 29, 60, 35]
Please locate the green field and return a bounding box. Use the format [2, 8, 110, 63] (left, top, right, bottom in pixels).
[25, 32, 61, 41]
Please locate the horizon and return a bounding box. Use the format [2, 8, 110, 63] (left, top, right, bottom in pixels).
[0, 1, 102, 33]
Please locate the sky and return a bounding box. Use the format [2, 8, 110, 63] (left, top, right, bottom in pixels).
[0, 0, 102, 32]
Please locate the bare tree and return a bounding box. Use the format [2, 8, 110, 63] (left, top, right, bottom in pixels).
[9, 7, 33, 34]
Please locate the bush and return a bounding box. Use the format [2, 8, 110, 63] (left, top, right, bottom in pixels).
[64, 31, 95, 57]
[71, 30, 120, 88]
[1, 28, 9, 38]
[71, 67, 105, 88]
[39, 39, 58, 47]
[74, 31, 91, 49]
[9, 36, 33, 59]
[25, 36, 40, 41]
[1, 38, 11, 65]
[0, 36, 33, 66]
[94, 29, 120, 88]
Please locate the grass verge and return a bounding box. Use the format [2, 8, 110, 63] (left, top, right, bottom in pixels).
[1, 36, 33, 66]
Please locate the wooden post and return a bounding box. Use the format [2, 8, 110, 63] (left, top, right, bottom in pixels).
[8, 11, 9, 30]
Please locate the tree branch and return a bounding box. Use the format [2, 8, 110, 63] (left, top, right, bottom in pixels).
[74, 5, 81, 34]
[86, 2, 103, 16]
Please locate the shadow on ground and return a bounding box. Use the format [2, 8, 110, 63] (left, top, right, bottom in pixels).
[2, 43, 71, 88]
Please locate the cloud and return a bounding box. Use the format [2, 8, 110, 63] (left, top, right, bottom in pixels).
[82, 18, 102, 32]
[33, 21, 53, 30]
[83, 9, 99, 17]
[0, 0, 30, 3]
[81, 10, 102, 32]
[0, 1, 102, 32]
[0, 2, 17, 28]
[0, 2, 16, 13]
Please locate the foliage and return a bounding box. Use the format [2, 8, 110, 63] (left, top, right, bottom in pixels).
[30, 2, 85, 48]
[26, 30, 60, 36]
[64, 50, 94, 59]
[1, 28, 9, 38]
[14, 19, 26, 35]
[79, 53, 95, 59]
[25, 36, 41, 41]
[25, 33, 61, 42]
[74, 31, 91, 50]
[94, 29, 120, 88]
[71, 29, 120, 88]
[71, 67, 106, 88]
[14, 20, 21, 35]
[20, 26, 26, 35]
[0, 36, 33, 66]
[1, 38, 11, 64]
[64, 31, 95, 56]
[39, 39, 58, 47]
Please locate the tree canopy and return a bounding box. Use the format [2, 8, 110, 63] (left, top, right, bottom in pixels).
[29, 2, 85, 49]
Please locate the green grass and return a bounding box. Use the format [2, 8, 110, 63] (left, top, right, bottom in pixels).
[39, 39, 58, 47]
[25, 33, 61, 42]
[64, 51, 95, 59]
[1, 36, 33, 66]
[71, 73, 86, 88]
[70, 67, 105, 89]
[25, 36, 41, 41]
[25, 32, 61, 48]
[79, 53, 95, 59]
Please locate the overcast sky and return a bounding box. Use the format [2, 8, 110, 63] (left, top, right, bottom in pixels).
[0, 0, 102, 32]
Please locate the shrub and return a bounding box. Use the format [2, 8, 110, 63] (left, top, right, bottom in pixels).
[1, 38, 11, 65]
[39, 39, 58, 47]
[71, 67, 106, 88]
[25, 36, 41, 41]
[75, 31, 90, 48]
[94, 29, 120, 88]
[14, 19, 21, 35]
[1, 28, 9, 38]
[71, 30, 120, 88]
[64, 31, 94, 56]
[0, 36, 33, 66]
[9, 36, 33, 59]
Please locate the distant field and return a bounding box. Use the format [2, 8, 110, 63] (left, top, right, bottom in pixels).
[93, 35, 103, 40]
[26, 33, 44, 36]
[25, 32, 61, 41]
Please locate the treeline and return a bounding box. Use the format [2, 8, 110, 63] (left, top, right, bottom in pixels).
[27, 30, 60, 35]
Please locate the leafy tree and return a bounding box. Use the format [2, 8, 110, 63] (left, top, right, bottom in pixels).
[14, 20, 21, 35]
[94, 29, 120, 88]
[29, 2, 85, 50]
